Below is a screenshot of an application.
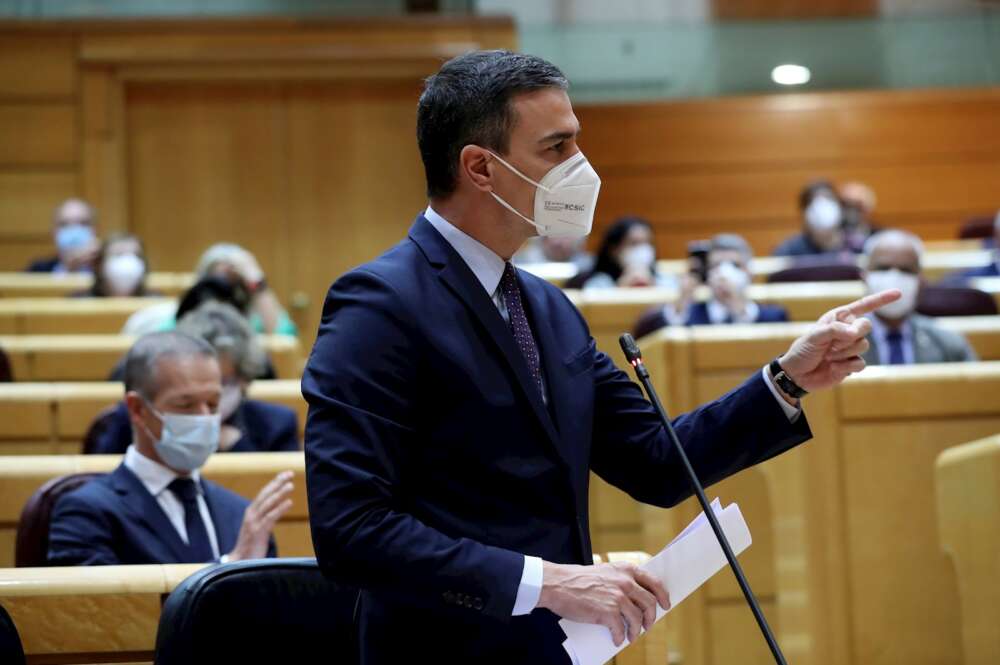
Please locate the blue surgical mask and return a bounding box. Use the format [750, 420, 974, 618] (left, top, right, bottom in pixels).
[55, 224, 95, 253]
[142, 400, 220, 472]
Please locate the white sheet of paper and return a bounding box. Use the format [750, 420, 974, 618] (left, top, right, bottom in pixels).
[560, 500, 752, 665]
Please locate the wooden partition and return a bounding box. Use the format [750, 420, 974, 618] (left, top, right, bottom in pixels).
[0, 297, 171, 334]
[575, 87, 1000, 258]
[0, 563, 207, 664]
[935, 434, 1000, 665]
[626, 334, 1000, 665]
[0, 333, 303, 381]
[0, 380, 305, 455]
[0, 272, 194, 298]
[0, 451, 308, 569]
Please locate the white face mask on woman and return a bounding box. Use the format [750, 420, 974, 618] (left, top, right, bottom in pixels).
[488, 150, 601, 238]
[866, 269, 920, 319]
[621, 243, 655, 270]
[103, 254, 146, 295]
[805, 196, 842, 232]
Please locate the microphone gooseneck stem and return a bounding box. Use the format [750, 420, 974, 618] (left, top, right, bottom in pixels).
[619, 334, 787, 665]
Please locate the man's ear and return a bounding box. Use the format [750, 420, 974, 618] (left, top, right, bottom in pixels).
[124, 391, 148, 429]
[459, 145, 494, 193]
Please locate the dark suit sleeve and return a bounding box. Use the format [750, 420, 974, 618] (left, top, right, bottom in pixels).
[303, 270, 524, 621]
[47, 490, 121, 566]
[273, 407, 301, 451]
[588, 343, 811, 509]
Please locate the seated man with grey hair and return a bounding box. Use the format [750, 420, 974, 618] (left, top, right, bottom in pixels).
[90, 303, 300, 454]
[861, 230, 977, 365]
[634, 233, 789, 338]
[48, 331, 295, 565]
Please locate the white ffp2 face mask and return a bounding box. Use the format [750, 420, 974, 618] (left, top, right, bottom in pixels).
[488, 150, 601, 238]
[709, 261, 751, 295]
[805, 196, 842, 231]
[866, 269, 920, 319]
[621, 243, 655, 270]
[103, 254, 146, 295]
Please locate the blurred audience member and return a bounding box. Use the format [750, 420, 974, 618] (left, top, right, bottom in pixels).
[861, 230, 976, 365]
[78, 233, 154, 298]
[840, 181, 879, 252]
[25, 198, 100, 273]
[577, 216, 675, 289]
[514, 236, 593, 272]
[120, 275, 251, 338]
[633, 234, 789, 337]
[773, 181, 847, 257]
[92, 304, 298, 455]
[49, 331, 294, 565]
[940, 211, 1000, 283]
[196, 243, 297, 336]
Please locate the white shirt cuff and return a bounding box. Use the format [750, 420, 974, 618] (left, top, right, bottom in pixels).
[512, 555, 544, 615]
[761, 366, 802, 422]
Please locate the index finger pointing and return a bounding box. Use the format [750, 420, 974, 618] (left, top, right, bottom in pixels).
[844, 289, 900, 318]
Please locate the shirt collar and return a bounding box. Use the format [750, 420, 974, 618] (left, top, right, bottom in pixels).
[424, 206, 506, 297]
[123, 444, 202, 498]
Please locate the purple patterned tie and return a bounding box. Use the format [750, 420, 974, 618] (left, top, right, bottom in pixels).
[499, 262, 543, 396]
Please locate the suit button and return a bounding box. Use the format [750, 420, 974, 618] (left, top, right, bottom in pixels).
[443, 591, 454, 604]
[473, 598, 484, 611]
[463, 597, 473, 608]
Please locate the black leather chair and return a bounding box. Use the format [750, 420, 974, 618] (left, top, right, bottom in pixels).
[0, 604, 26, 665]
[958, 215, 995, 240]
[155, 558, 358, 665]
[916, 285, 999, 317]
[15, 473, 104, 567]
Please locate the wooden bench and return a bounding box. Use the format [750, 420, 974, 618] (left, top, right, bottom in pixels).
[0, 563, 208, 665]
[935, 434, 1000, 665]
[0, 272, 194, 298]
[0, 333, 303, 381]
[0, 298, 174, 335]
[0, 451, 310, 569]
[0, 380, 306, 455]
[624, 337, 1000, 665]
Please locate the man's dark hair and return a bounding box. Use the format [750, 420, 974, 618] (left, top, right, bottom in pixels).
[798, 179, 838, 210]
[417, 50, 569, 199]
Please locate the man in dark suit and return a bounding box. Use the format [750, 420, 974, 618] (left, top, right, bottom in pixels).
[633, 233, 790, 338]
[303, 51, 897, 665]
[48, 331, 295, 566]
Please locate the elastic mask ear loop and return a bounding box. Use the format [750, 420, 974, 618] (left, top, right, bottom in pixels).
[486, 151, 552, 193]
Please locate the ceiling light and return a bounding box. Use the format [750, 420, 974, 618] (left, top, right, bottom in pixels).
[771, 64, 811, 86]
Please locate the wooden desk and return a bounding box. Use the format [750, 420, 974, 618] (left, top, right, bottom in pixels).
[0, 272, 194, 298]
[0, 298, 173, 335]
[0, 451, 309, 569]
[0, 333, 303, 381]
[0, 563, 206, 664]
[935, 434, 1000, 665]
[0, 380, 306, 455]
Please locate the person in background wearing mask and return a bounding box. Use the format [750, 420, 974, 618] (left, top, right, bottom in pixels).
[303, 50, 896, 664]
[90, 303, 298, 454]
[773, 181, 848, 257]
[77, 233, 154, 298]
[48, 332, 295, 565]
[195, 243, 297, 336]
[861, 230, 976, 366]
[839, 181, 879, 253]
[25, 198, 100, 273]
[578, 216, 675, 289]
[633, 234, 789, 337]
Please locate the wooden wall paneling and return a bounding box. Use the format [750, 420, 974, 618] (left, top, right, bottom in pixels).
[80, 67, 129, 233]
[0, 172, 79, 235]
[0, 34, 76, 99]
[0, 103, 77, 167]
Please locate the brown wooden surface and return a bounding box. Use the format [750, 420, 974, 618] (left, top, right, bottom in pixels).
[575, 87, 1000, 259]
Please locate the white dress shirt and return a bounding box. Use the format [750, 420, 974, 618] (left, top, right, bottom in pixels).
[423, 206, 800, 617]
[123, 445, 222, 560]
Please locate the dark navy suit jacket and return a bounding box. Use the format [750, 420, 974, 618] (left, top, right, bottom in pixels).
[88, 400, 299, 455]
[47, 463, 276, 565]
[302, 215, 812, 665]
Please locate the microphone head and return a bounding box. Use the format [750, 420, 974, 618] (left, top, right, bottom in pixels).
[619, 333, 642, 363]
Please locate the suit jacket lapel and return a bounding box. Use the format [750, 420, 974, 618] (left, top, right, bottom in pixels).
[408, 216, 563, 459]
[110, 465, 191, 562]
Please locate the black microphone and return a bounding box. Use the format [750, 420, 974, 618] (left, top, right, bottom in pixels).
[618, 333, 787, 665]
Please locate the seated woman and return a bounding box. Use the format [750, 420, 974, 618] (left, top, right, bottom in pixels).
[88, 302, 300, 454]
[572, 216, 675, 290]
[633, 234, 789, 338]
[75, 232, 155, 298]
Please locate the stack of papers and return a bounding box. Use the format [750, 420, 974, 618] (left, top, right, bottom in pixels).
[560, 499, 752, 665]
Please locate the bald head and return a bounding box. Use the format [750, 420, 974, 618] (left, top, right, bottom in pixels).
[864, 230, 923, 275]
[839, 182, 876, 214]
[52, 198, 95, 230]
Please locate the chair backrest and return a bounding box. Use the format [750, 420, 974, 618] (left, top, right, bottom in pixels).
[154, 558, 357, 665]
[81, 404, 124, 455]
[14, 472, 104, 567]
[0, 347, 11, 382]
[767, 261, 862, 283]
[917, 286, 999, 317]
[0, 604, 26, 665]
[958, 215, 996, 240]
